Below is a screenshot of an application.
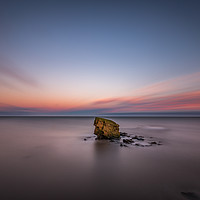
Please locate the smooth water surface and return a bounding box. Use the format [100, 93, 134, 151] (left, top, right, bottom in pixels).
[0, 117, 200, 200]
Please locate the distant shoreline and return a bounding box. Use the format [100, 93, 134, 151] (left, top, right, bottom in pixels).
[0, 115, 200, 118]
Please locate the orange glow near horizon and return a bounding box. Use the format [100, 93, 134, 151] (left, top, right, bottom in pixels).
[1, 71, 200, 114]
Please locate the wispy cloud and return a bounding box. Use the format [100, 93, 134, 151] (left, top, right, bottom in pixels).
[132, 72, 200, 97]
[0, 57, 39, 89]
[0, 103, 51, 115]
[0, 78, 19, 90]
[0, 71, 200, 115]
[91, 72, 200, 112]
[113, 90, 200, 112]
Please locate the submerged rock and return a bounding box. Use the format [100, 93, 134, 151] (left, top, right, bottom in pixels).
[120, 132, 128, 136]
[150, 141, 157, 145]
[123, 138, 134, 144]
[94, 117, 120, 139]
[181, 192, 200, 200]
[131, 135, 144, 141]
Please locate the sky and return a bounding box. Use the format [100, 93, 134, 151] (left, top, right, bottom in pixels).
[0, 0, 200, 115]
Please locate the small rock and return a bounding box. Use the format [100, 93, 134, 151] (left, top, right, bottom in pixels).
[150, 141, 157, 145]
[181, 192, 200, 200]
[123, 139, 134, 144]
[134, 142, 152, 147]
[120, 132, 128, 136]
[132, 135, 144, 141]
[120, 143, 128, 147]
[131, 136, 137, 139]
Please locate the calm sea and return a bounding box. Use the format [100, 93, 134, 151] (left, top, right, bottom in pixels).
[0, 117, 200, 200]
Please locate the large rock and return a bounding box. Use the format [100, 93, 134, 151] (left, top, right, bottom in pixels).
[94, 117, 120, 139]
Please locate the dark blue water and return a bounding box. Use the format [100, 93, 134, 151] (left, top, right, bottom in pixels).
[0, 117, 200, 200]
